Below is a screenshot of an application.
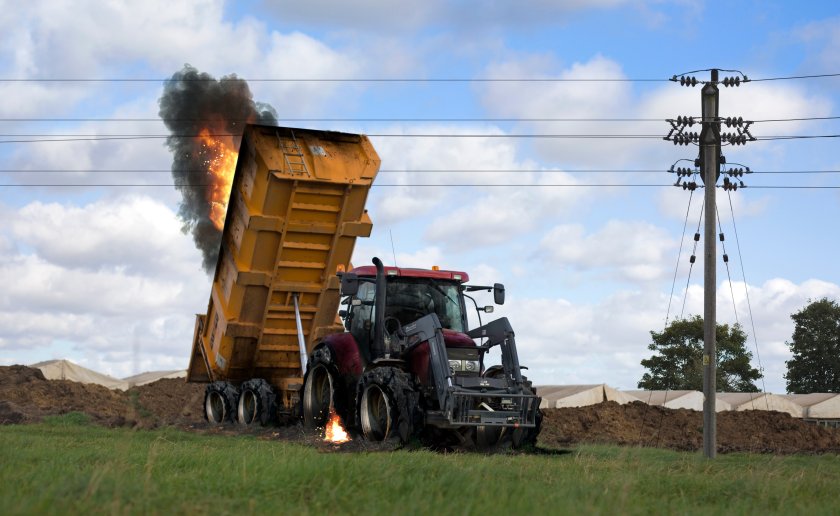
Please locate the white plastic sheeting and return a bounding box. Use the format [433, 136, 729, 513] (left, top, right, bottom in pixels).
[537, 385, 840, 420]
[624, 390, 733, 412]
[30, 359, 187, 391]
[123, 370, 187, 387]
[31, 359, 129, 391]
[538, 384, 636, 409]
[782, 393, 840, 419]
[716, 392, 803, 417]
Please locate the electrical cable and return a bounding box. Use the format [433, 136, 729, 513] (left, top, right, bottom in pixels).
[0, 72, 836, 82]
[727, 191, 770, 406]
[638, 190, 694, 448]
[0, 115, 838, 123]
[0, 77, 670, 83]
[680, 202, 705, 320]
[3, 168, 840, 174]
[715, 203, 762, 410]
[2, 133, 840, 145]
[2, 183, 839, 188]
[665, 190, 694, 328]
[751, 72, 840, 82]
[0, 183, 674, 187]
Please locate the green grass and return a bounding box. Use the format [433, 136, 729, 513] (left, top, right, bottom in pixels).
[2, 413, 839, 515]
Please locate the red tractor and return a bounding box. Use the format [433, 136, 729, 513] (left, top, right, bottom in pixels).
[302, 257, 541, 447]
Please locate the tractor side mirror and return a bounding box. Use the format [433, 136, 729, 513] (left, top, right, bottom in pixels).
[341, 272, 360, 297]
[493, 283, 505, 305]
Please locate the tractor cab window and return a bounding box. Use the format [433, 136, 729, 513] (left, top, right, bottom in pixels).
[348, 281, 376, 353]
[384, 278, 465, 332]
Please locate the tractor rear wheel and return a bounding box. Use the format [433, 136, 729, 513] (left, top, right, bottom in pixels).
[237, 378, 276, 426]
[204, 381, 239, 424]
[356, 367, 418, 443]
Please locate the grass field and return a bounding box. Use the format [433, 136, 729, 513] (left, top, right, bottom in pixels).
[2, 413, 839, 515]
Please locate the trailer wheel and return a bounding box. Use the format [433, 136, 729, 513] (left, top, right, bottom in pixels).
[356, 367, 417, 443]
[237, 378, 277, 426]
[204, 381, 239, 424]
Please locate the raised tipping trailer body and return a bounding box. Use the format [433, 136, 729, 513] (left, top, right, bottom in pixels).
[187, 124, 379, 411]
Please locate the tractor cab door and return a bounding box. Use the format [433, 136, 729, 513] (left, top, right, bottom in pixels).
[347, 281, 376, 362]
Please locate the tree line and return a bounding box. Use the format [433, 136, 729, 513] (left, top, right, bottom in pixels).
[638, 297, 840, 393]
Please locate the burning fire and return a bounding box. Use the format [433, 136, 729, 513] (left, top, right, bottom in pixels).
[324, 408, 351, 444]
[197, 128, 238, 230]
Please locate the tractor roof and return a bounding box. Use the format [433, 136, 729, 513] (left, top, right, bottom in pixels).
[351, 265, 469, 283]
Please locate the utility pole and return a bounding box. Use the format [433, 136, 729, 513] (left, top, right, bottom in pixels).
[666, 68, 753, 459]
[700, 69, 720, 459]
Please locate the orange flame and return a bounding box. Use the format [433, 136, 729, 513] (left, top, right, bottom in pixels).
[324, 408, 351, 444]
[197, 128, 238, 230]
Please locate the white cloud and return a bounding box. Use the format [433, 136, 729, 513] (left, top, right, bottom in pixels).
[0, 195, 210, 377]
[420, 171, 592, 251]
[368, 125, 542, 225]
[10, 196, 201, 276]
[539, 220, 677, 282]
[259, 0, 630, 32]
[795, 15, 840, 69]
[496, 278, 840, 393]
[479, 55, 834, 169]
[0, 1, 360, 119]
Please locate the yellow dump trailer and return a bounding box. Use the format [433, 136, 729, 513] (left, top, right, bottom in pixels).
[187, 124, 379, 411]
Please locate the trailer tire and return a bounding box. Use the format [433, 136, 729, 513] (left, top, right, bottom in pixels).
[356, 367, 418, 443]
[237, 378, 277, 426]
[204, 381, 239, 424]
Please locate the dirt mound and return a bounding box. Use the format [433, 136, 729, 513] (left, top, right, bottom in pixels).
[0, 365, 129, 426]
[2, 365, 839, 454]
[0, 365, 205, 428]
[131, 378, 206, 428]
[539, 401, 840, 453]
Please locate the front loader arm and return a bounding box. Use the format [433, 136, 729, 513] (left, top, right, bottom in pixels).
[467, 317, 524, 387]
[395, 313, 453, 417]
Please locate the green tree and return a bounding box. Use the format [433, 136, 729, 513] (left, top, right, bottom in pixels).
[784, 298, 840, 394]
[638, 315, 761, 391]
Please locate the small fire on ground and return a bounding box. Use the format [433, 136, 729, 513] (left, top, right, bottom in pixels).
[324, 408, 351, 444]
[197, 128, 238, 230]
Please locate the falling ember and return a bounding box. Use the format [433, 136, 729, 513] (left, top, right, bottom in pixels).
[324, 408, 351, 444]
[197, 128, 238, 230]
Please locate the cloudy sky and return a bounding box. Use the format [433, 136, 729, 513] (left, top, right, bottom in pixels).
[1, 1, 839, 393]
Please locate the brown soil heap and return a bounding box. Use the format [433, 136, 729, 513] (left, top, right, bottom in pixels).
[540, 401, 840, 453]
[2, 365, 839, 454]
[0, 365, 205, 428]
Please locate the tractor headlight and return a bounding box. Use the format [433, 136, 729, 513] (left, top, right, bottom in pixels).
[449, 360, 462, 373]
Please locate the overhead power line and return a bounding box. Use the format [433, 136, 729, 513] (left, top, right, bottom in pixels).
[0, 72, 837, 82]
[1, 183, 839, 188]
[0, 117, 672, 123]
[3, 133, 840, 144]
[751, 72, 840, 82]
[3, 168, 840, 174]
[0, 116, 838, 123]
[0, 77, 668, 83]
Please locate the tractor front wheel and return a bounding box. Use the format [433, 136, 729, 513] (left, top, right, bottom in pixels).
[356, 367, 418, 443]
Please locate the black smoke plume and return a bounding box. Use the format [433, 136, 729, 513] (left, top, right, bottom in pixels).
[159, 64, 277, 272]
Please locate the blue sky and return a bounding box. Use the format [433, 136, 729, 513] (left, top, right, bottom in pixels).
[0, 0, 838, 393]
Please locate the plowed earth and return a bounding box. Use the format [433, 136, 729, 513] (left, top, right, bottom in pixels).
[2, 365, 839, 454]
